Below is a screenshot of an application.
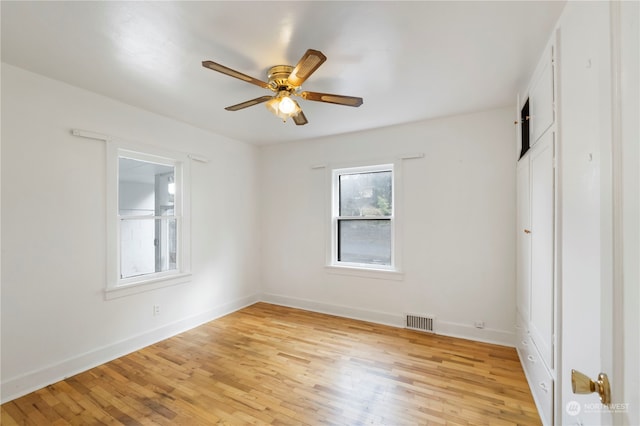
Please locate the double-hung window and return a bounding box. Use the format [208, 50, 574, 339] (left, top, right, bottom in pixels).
[118, 155, 178, 280]
[331, 164, 396, 271]
[106, 143, 191, 298]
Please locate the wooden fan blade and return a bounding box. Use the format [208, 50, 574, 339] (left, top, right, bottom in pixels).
[225, 95, 273, 111]
[202, 60, 270, 89]
[293, 110, 308, 126]
[299, 91, 363, 107]
[287, 49, 327, 87]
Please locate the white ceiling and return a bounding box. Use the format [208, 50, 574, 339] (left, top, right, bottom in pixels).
[1, 1, 566, 146]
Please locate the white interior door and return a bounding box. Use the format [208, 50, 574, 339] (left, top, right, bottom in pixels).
[558, 2, 611, 425]
[558, 2, 639, 425]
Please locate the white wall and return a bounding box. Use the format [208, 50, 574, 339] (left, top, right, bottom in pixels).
[0, 63, 262, 402]
[259, 108, 517, 345]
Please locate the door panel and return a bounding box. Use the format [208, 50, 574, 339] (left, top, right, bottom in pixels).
[516, 156, 531, 321]
[529, 130, 555, 371]
[558, 2, 613, 425]
[530, 48, 555, 144]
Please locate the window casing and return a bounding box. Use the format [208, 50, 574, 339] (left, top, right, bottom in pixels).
[331, 164, 396, 272]
[106, 142, 191, 298]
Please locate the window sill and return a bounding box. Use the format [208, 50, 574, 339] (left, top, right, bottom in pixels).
[105, 272, 192, 300]
[325, 265, 404, 281]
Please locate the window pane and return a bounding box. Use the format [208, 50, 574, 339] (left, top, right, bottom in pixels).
[158, 217, 177, 272]
[120, 218, 177, 279]
[119, 156, 177, 280]
[338, 219, 391, 265]
[119, 157, 174, 217]
[339, 171, 392, 217]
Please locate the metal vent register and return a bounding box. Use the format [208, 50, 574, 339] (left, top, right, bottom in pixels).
[405, 314, 435, 333]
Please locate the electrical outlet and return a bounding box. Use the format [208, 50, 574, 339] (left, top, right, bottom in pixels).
[474, 320, 485, 329]
[153, 304, 160, 316]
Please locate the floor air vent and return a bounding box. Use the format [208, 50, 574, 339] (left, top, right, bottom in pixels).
[405, 314, 435, 333]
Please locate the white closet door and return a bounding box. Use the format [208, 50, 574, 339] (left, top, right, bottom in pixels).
[516, 157, 531, 320]
[529, 129, 555, 370]
[530, 46, 555, 144]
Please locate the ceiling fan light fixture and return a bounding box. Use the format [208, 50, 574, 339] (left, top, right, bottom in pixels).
[278, 96, 296, 114]
[202, 48, 363, 126]
[266, 91, 301, 122]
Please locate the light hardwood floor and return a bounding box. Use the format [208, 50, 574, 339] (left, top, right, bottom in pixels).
[2, 303, 541, 425]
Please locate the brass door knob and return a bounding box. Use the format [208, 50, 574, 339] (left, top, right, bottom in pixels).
[571, 369, 611, 405]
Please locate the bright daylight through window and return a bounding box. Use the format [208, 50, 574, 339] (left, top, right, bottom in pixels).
[106, 143, 191, 298]
[333, 165, 394, 269]
[119, 157, 177, 279]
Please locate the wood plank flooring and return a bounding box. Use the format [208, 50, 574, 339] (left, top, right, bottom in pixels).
[2, 303, 541, 425]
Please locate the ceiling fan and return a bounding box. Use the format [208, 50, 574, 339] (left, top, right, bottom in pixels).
[202, 49, 363, 125]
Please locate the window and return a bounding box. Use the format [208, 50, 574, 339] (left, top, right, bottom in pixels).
[106, 143, 190, 298]
[331, 164, 396, 271]
[119, 157, 177, 279]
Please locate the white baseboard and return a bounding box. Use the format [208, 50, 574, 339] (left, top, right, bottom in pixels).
[0, 294, 260, 404]
[261, 293, 515, 347]
[260, 293, 405, 328]
[435, 320, 515, 347]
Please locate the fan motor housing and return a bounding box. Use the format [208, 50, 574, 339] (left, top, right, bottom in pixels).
[268, 65, 295, 91]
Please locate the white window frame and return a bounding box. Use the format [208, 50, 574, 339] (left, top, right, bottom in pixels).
[106, 141, 191, 299]
[327, 162, 403, 279]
